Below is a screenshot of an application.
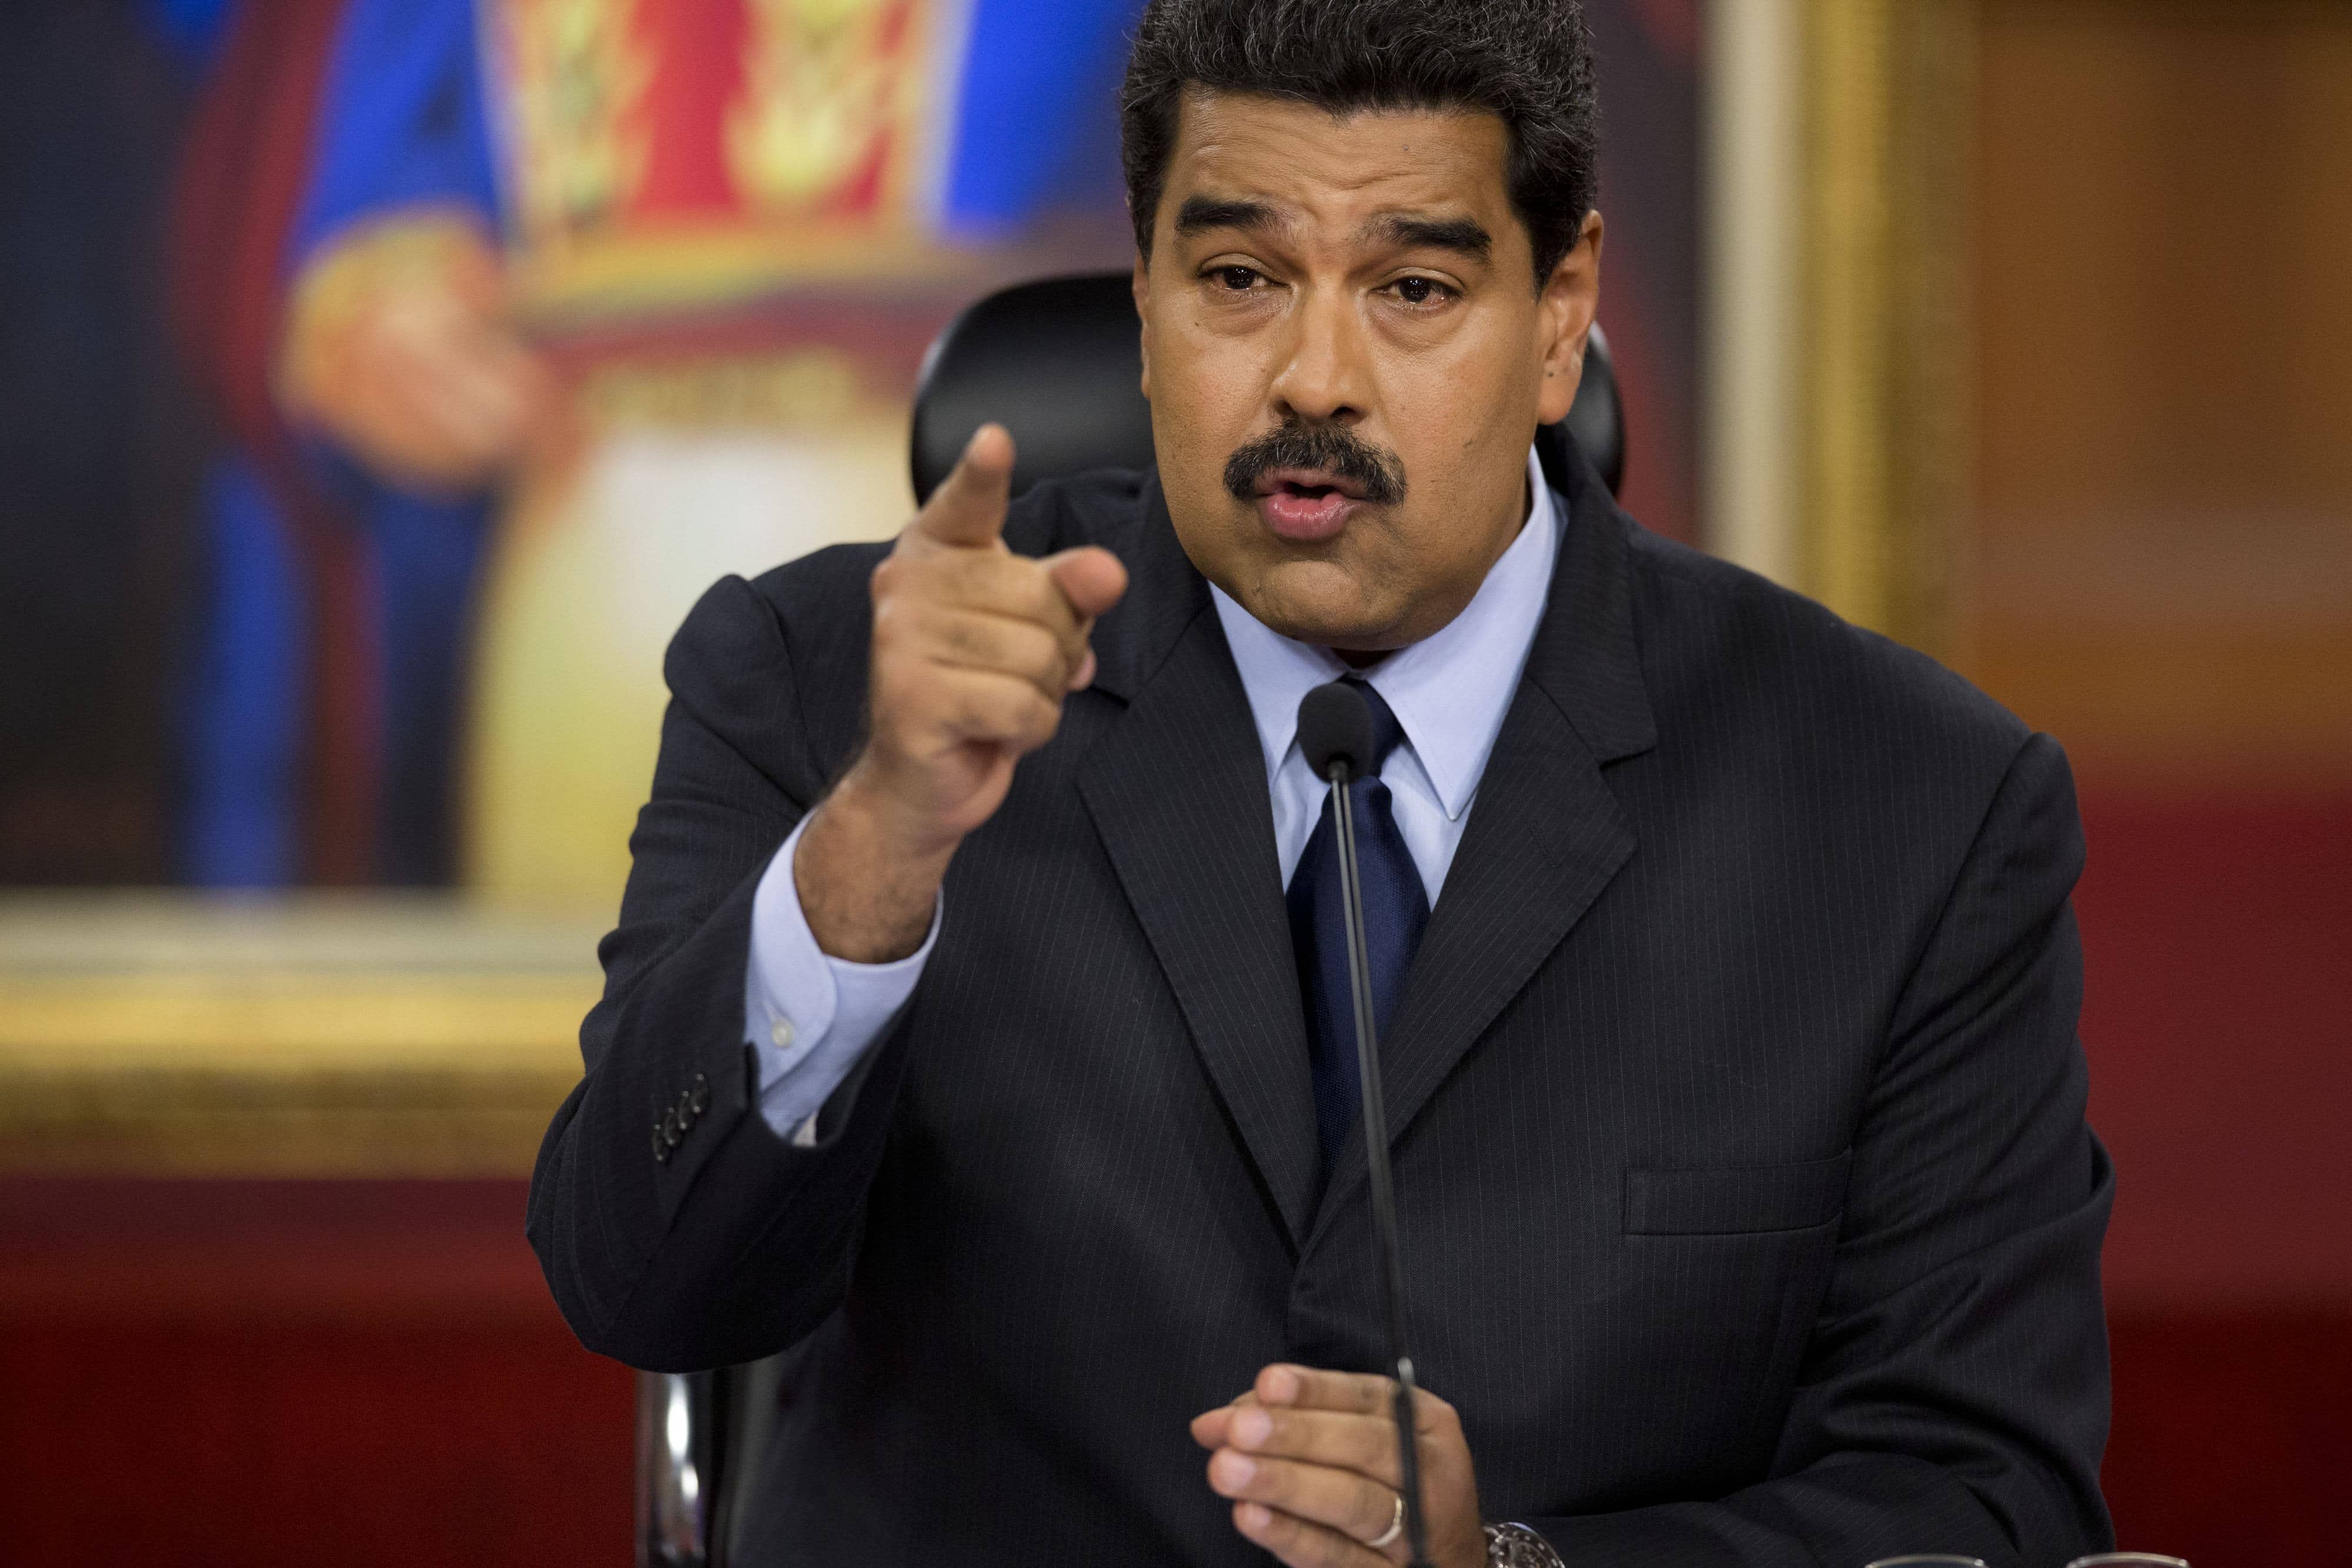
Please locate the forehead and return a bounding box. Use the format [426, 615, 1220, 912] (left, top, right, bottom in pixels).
[1163, 90, 1518, 239]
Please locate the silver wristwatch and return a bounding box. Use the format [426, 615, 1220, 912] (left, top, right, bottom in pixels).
[1484, 1521, 1568, 1567]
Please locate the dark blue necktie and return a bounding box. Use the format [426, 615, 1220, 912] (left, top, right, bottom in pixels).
[1286, 675, 1432, 1191]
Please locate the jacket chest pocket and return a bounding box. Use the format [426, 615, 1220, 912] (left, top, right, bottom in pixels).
[1623, 1149, 1853, 1235]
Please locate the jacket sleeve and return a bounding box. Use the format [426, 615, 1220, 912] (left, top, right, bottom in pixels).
[527, 567, 913, 1372]
[1528, 733, 2115, 1567]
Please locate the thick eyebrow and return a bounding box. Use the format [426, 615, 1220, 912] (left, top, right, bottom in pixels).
[1360, 212, 1493, 261]
[1174, 195, 1287, 238]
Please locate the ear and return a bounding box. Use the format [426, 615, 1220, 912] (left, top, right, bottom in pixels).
[1535, 210, 1605, 427]
[1132, 256, 1154, 402]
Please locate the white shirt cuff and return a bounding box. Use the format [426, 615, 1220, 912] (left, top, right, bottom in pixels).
[744, 813, 940, 1142]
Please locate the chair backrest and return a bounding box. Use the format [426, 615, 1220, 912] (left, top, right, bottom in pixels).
[635, 271, 1634, 1568]
[908, 270, 1625, 505]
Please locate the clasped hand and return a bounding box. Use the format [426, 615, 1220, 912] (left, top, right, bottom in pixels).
[1192, 1365, 1485, 1568]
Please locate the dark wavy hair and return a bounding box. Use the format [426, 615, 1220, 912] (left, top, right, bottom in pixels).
[1119, 0, 1601, 286]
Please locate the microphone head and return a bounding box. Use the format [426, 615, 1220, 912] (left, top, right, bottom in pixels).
[1297, 680, 1375, 781]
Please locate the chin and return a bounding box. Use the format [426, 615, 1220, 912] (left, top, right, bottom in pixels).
[1240, 563, 1402, 650]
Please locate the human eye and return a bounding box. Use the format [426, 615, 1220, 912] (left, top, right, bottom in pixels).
[1204, 263, 1268, 293]
[1384, 273, 1459, 309]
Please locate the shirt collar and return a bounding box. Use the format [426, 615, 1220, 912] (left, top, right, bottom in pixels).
[1211, 448, 1561, 820]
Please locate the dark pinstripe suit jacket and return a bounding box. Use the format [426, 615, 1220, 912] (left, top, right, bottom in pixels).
[529, 450, 2114, 1567]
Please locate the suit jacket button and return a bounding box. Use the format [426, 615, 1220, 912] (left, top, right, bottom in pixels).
[662, 1108, 683, 1148]
[689, 1073, 711, 1114]
[653, 1123, 670, 1162]
[676, 1089, 696, 1125]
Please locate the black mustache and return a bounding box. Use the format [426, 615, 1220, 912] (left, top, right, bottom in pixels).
[1222, 422, 1407, 507]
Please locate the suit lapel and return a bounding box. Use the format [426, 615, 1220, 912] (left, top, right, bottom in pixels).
[1077, 476, 1322, 1248]
[1311, 457, 1658, 1240]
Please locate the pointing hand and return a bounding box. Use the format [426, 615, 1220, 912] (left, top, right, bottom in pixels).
[796, 426, 1128, 961]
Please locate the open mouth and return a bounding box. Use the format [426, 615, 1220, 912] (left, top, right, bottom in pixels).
[1252, 468, 1367, 541]
[1253, 467, 1367, 503]
[1223, 424, 1406, 541]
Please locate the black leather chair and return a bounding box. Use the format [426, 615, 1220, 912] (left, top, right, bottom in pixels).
[633, 270, 1625, 1567]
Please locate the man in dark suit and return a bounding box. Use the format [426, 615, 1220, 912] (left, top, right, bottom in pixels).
[528, 1, 2114, 1563]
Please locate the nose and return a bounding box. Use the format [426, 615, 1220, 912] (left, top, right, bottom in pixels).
[1267, 282, 1369, 428]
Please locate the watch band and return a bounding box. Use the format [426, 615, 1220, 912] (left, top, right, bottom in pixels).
[1484, 1521, 1568, 1567]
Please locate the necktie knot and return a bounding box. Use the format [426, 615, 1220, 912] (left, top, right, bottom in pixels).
[1340, 674, 1408, 778]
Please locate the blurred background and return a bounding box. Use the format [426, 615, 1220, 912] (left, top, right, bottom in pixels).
[0, 0, 2341, 1563]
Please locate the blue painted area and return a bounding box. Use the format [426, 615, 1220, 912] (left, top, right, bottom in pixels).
[941, 0, 1146, 234]
[180, 456, 307, 887]
[143, 0, 238, 69]
[362, 484, 495, 885]
[292, 0, 500, 263]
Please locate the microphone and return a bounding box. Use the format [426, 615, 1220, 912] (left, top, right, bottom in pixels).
[1296, 680, 1432, 1568]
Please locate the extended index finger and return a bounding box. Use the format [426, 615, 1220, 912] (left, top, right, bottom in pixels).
[915, 423, 1015, 548]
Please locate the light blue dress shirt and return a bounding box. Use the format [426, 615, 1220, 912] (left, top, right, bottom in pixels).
[743, 450, 1561, 1139]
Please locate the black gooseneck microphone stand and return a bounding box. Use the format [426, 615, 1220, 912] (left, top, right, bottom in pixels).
[1298, 680, 1432, 1568]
